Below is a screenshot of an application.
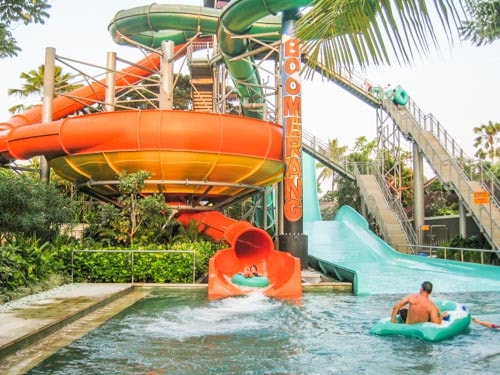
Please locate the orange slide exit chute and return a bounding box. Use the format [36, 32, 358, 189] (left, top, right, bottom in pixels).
[176, 210, 302, 300]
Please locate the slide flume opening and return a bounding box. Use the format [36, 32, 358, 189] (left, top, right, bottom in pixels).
[176, 210, 302, 300]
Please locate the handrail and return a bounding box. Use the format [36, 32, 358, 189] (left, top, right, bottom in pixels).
[188, 41, 214, 63]
[396, 243, 499, 264]
[369, 163, 419, 250]
[302, 129, 353, 172]
[383, 98, 500, 248]
[404, 98, 500, 207]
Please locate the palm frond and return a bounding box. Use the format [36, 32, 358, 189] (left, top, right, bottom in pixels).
[297, 0, 468, 72]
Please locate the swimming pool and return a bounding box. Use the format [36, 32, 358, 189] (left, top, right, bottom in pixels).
[27, 289, 499, 374]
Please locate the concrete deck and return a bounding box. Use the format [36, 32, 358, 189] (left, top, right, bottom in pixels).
[0, 283, 140, 373]
[0, 279, 351, 373]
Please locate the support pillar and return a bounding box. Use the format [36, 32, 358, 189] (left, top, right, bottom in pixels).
[105, 52, 116, 112]
[413, 142, 425, 244]
[159, 40, 174, 109]
[459, 199, 467, 239]
[41, 47, 55, 182]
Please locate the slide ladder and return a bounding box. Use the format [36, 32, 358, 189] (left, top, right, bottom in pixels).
[312, 61, 500, 249]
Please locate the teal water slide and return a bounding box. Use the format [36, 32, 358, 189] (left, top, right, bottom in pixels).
[303, 153, 500, 295]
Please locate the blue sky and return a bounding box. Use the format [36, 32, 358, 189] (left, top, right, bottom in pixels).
[0, 0, 499, 160]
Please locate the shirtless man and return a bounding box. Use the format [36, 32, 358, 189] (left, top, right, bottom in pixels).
[391, 281, 449, 324]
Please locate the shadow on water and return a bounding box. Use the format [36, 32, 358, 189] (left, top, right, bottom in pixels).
[27, 289, 499, 375]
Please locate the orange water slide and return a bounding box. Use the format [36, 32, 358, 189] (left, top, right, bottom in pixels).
[176, 210, 302, 300]
[0, 53, 161, 133]
[0, 40, 302, 299]
[3, 110, 285, 203]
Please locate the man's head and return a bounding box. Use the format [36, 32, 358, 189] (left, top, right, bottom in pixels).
[421, 281, 433, 294]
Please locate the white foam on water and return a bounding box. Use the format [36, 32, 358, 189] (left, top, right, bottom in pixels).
[129, 292, 280, 340]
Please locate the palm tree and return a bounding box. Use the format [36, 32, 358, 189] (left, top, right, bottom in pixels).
[7, 64, 81, 114]
[316, 137, 348, 192]
[459, 0, 500, 46]
[350, 136, 377, 173]
[297, 0, 469, 72]
[473, 121, 500, 163]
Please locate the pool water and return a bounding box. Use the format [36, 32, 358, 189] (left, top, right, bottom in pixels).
[27, 289, 499, 374]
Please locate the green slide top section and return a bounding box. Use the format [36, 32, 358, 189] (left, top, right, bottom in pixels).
[108, 4, 283, 48]
[108, 3, 286, 118]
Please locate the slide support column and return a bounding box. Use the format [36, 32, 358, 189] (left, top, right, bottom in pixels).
[41, 47, 55, 182]
[459, 199, 467, 239]
[160, 40, 174, 109]
[413, 142, 425, 245]
[105, 52, 116, 112]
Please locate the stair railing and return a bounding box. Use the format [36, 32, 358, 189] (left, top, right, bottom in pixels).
[302, 129, 353, 174]
[398, 98, 500, 208]
[352, 162, 418, 253]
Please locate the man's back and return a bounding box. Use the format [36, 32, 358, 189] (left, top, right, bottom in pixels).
[407, 294, 435, 323]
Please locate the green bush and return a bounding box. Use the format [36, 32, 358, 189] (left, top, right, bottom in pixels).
[0, 174, 72, 243]
[0, 237, 73, 302]
[71, 240, 220, 283]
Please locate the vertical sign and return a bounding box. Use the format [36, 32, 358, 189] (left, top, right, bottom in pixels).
[282, 32, 303, 233]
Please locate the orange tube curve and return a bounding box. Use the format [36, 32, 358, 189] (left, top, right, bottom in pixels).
[176, 210, 302, 300]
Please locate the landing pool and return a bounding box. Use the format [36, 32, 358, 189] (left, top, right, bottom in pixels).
[27, 289, 499, 374]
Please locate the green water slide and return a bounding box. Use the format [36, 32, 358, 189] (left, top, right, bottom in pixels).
[303, 153, 500, 295]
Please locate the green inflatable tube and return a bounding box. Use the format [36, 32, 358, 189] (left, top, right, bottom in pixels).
[384, 85, 409, 106]
[370, 301, 471, 342]
[231, 274, 270, 288]
[370, 86, 384, 100]
[393, 86, 409, 106]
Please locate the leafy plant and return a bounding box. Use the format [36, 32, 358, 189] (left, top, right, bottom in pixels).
[0, 173, 72, 242]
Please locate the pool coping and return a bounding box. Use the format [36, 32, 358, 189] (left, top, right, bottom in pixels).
[0, 284, 133, 362]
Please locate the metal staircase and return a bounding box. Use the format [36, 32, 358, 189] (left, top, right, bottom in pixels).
[188, 42, 214, 112]
[310, 59, 500, 250]
[356, 174, 413, 251]
[383, 98, 500, 249]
